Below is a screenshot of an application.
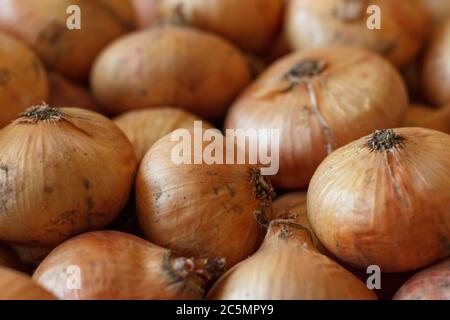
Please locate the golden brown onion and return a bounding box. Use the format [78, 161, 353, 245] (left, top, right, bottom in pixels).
[91, 26, 251, 120]
[33, 231, 225, 300]
[0, 105, 137, 246]
[0, 31, 48, 128]
[286, 0, 429, 67]
[404, 104, 450, 134]
[0, 267, 55, 300]
[308, 128, 450, 272]
[225, 46, 408, 189]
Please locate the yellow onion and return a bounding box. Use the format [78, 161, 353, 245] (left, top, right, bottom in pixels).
[0, 243, 23, 270]
[158, 0, 283, 54]
[225, 46, 408, 189]
[0, 0, 135, 81]
[308, 128, 450, 272]
[114, 107, 212, 163]
[97, 0, 137, 30]
[423, 0, 450, 25]
[207, 220, 377, 300]
[136, 130, 276, 269]
[0, 105, 137, 246]
[33, 231, 225, 300]
[285, 0, 429, 67]
[47, 71, 99, 112]
[0, 267, 55, 300]
[131, 0, 159, 29]
[422, 17, 450, 106]
[0, 31, 48, 128]
[404, 104, 450, 134]
[394, 258, 450, 300]
[91, 26, 251, 120]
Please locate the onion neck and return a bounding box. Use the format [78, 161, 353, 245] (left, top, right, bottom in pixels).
[18, 104, 64, 124]
[367, 129, 405, 152]
[264, 219, 316, 250]
[285, 60, 326, 85]
[250, 168, 276, 227]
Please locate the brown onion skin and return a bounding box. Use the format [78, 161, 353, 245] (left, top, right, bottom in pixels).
[286, 0, 430, 67]
[0, 243, 23, 270]
[225, 46, 408, 189]
[404, 104, 450, 134]
[136, 130, 275, 270]
[0, 0, 135, 81]
[422, 17, 450, 106]
[207, 221, 377, 300]
[91, 26, 251, 120]
[308, 128, 450, 272]
[0, 267, 55, 300]
[158, 0, 283, 54]
[114, 107, 213, 163]
[33, 231, 224, 300]
[0, 31, 48, 128]
[394, 258, 450, 300]
[0, 106, 137, 246]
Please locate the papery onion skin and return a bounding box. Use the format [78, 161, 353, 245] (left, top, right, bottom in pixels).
[0, 267, 55, 300]
[91, 26, 251, 120]
[114, 107, 213, 163]
[0, 243, 23, 270]
[136, 130, 275, 269]
[0, 105, 137, 246]
[207, 221, 377, 300]
[158, 0, 283, 54]
[394, 258, 450, 300]
[0, 0, 134, 81]
[285, 0, 429, 67]
[0, 31, 48, 128]
[225, 46, 408, 189]
[404, 104, 450, 134]
[33, 231, 225, 300]
[308, 128, 450, 272]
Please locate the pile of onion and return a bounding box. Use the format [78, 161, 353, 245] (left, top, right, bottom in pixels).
[0, 104, 136, 247]
[33, 231, 225, 300]
[404, 104, 450, 134]
[394, 258, 450, 300]
[91, 26, 251, 120]
[0, 0, 135, 81]
[0, 31, 48, 128]
[0, 267, 55, 300]
[422, 17, 450, 106]
[285, 0, 429, 67]
[225, 46, 408, 189]
[307, 128, 450, 272]
[207, 220, 377, 300]
[158, 0, 284, 54]
[136, 129, 276, 269]
[114, 107, 212, 162]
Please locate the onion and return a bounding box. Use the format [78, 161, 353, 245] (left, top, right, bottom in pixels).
[97, 0, 137, 30]
[91, 26, 251, 120]
[0, 104, 137, 246]
[207, 220, 377, 300]
[0, 267, 55, 300]
[422, 17, 450, 106]
[0, 0, 134, 81]
[404, 104, 450, 134]
[158, 0, 283, 54]
[394, 258, 450, 300]
[0, 243, 23, 270]
[47, 71, 98, 112]
[131, 0, 159, 29]
[423, 0, 450, 25]
[136, 130, 276, 269]
[285, 0, 430, 67]
[33, 231, 225, 300]
[0, 31, 48, 128]
[225, 46, 408, 189]
[114, 107, 212, 163]
[307, 128, 450, 272]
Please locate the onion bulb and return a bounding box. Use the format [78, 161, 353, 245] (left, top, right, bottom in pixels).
[136, 130, 276, 269]
[33, 231, 225, 300]
[404, 104, 450, 134]
[91, 26, 251, 120]
[394, 258, 450, 300]
[225, 46, 408, 189]
[0, 243, 23, 270]
[0, 0, 134, 81]
[0, 104, 137, 246]
[0, 31, 48, 128]
[114, 107, 212, 162]
[158, 0, 283, 54]
[308, 128, 450, 272]
[207, 220, 377, 300]
[0, 267, 55, 300]
[285, 0, 430, 67]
